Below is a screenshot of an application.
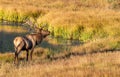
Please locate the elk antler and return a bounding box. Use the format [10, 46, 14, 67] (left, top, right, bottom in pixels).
[24, 19, 40, 32]
[24, 18, 49, 33]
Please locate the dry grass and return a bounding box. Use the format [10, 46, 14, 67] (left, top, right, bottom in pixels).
[0, 25, 26, 33]
[0, 31, 119, 77]
[0, 51, 120, 77]
[71, 37, 120, 54]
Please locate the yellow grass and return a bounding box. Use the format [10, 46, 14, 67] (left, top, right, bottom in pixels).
[0, 25, 26, 33]
[0, 51, 120, 77]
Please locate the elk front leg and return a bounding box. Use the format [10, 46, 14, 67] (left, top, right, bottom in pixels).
[26, 50, 29, 61]
[30, 48, 34, 60]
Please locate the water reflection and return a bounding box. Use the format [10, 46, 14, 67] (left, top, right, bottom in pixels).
[40, 36, 81, 53]
[0, 24, 27, 52]
[54, 37, 81, 46]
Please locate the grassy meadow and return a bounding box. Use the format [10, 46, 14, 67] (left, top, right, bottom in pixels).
[0, 0, 120, 77]
[0, 0, 120, 41]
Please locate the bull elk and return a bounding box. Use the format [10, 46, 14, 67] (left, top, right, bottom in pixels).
[13, 20, 50, 64]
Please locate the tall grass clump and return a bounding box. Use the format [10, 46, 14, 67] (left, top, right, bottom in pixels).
[80, 23, 109, 41]
[45, 24, 84, 40]
[0, 7, 45, 22]
[0, 9, 4, 21]
[0, 8, 27, 22]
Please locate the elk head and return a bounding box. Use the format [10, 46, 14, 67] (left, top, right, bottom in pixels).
[24, 19, 50, 36]
[40, 28, 50, 38]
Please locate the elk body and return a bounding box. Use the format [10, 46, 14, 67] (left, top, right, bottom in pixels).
[13, 21, 50, 64]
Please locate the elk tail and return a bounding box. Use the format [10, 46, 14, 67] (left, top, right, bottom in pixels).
[15, 41, 22, 52]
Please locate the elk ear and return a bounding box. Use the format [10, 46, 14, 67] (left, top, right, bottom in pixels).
[35, 27, 43, 33]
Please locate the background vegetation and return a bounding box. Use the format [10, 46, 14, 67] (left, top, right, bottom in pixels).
[0, 0, 120, 41]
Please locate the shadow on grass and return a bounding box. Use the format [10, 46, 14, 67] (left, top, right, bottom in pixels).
[48, 49, 120, 61]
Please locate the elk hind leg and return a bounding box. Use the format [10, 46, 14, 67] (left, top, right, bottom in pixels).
[14, 47, 19, 64]
[14, 46, 22, 64]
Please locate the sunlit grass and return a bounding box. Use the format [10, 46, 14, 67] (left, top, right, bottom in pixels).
[0, 51, 120, 77]
[71, 37, 120, 54]
[37, 9, 120, 41]
[0, 25, 26, 33]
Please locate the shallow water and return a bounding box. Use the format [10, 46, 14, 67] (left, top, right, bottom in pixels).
[0, 24, 81, 53]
